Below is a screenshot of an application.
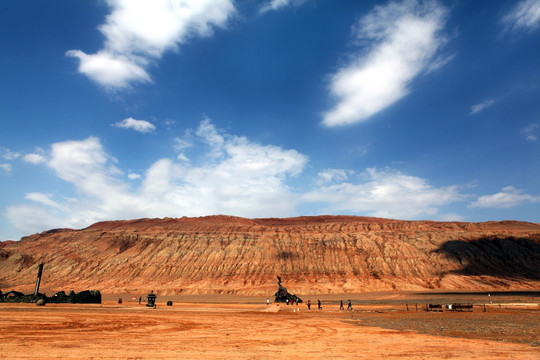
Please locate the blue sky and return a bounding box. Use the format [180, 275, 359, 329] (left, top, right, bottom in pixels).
[1, 0, 539, 241]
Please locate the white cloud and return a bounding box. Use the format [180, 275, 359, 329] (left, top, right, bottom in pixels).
[163, 119, 176, 131]
[196, 118, 226, 158]
[323, 0, 450, 126]
[261, 0, 289, 13]
[174, 136, 192, 162]
[5, 120, 308, 235]
[259, 0, 306, 13]
[438, 213, 465, 222]
[66, 50, 150, 89]
[112, 117, 156, 133]
[48, 137, 128, 200]
[522, 123, 538, 141]
[4, 121, 472, 238]
[174, 136, 192, 150]
[1, 148, 20, 160]
[4, 204, 70, 236]
[316, 169, 354, 185]
[177, 153, 190, 162]
[469, 99, 495, 115]
[503, 0, 540, 32]
[469, 186, 540, 208]
[67, 0, 236, 89]
[0, 163, 12, 173]
[22, 153, 47, 164]
[25, 192, 62, 209]
[303, 167, 463, 219]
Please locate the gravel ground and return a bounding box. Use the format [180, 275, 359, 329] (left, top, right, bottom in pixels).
[342, 308, 540, 347]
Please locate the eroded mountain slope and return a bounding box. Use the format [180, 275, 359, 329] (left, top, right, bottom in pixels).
[1, 216, 539, 295]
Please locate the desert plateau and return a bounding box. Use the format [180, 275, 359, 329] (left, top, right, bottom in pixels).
[1, 215, 539, 359]
[0, 292, 539, 359]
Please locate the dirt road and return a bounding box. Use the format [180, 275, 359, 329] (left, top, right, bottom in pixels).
[0, 300, 538, 359]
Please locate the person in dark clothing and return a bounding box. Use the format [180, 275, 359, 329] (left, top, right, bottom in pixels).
[347, 299, 353, 310]
[307, 300, 311, 310]
[318, 299, 322, 310]
[340, 300, 344, 310]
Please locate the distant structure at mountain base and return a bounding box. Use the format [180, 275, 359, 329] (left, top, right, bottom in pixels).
[274, 276, 302, 304]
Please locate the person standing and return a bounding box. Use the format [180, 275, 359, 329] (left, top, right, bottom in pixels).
[307, 299, 311, 310]
[318, 299, 322, 310]
[266, 297, 270, 306]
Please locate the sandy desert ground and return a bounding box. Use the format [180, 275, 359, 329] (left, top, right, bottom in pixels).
[0, 292, 538, 359]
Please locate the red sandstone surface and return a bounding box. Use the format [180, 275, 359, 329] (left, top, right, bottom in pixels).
[0, 298, 539, 359]
[1, 215, 539, 295]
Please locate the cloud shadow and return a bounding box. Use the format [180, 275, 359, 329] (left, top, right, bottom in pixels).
[435, 236, 540, 280]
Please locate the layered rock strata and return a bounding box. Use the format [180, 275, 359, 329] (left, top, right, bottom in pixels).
[1, 216, 539, 295]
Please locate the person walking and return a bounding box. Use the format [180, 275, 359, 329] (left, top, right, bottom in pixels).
[266, 297, 270, 306]
[340, 300, 344, 310]
[307, 299, 311, 310]
[347, 299, 353, 310]
[318, 299, 322, 310]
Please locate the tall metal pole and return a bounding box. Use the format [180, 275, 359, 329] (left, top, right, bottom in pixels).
[34, 263, 44, 296]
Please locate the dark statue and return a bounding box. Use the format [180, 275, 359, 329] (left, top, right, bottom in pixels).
[274, 276, 302, 304]
[0, 263, 101, 304]
[146, 290, 157, 307]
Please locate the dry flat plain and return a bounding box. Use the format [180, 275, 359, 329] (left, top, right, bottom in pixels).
[0, 292, 538, 359]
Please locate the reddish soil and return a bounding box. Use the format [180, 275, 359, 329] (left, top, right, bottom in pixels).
[0, 293, 538, 359]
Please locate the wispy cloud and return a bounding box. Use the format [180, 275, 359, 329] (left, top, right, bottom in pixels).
[323, 0, 450, 126]
[1, 147, 20, 160]
[0, 163, 12, 173]
[25, 192, 63, 209]
[4, 120, 470, 237]
[304, 167, 464, 219]
[502, 0, 540, 32]
[259, 0, 307, 14]
[469, 99, 495, 115]
[437, 213, 465, 222]
[315, 169, 354, 186]
[469, 186, 540, 208]
[66, 0, 236, 89]
[112, 117, 156, 133]
[5, 120, 308, 236]
[0, 147, 18, 173]
[522, 123, 539, 141]
[22, 153, 47, 164]
[173, 136, 193, 162]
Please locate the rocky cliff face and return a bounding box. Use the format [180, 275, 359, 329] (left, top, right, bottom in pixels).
[1, 216, 539, 295]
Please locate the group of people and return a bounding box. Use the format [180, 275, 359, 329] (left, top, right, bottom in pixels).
[317, 299, 352, 310]
[339, 299, 353, 310]
[266, 297, 353, 311]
